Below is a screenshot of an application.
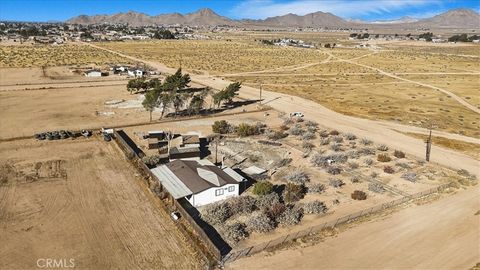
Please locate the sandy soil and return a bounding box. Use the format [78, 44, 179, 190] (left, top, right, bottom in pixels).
[0, 138, 203, 269]
[227, 185, 480, 270]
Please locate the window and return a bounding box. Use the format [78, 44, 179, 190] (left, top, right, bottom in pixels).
[215, 189, 224, 196]
[228, 186, 235, 192]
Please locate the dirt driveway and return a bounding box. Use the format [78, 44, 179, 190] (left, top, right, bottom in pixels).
[0, 138, 203, 269]
[227, 185, 480, 270]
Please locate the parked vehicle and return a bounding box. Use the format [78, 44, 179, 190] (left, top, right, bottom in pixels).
[290, 112, 304, 117]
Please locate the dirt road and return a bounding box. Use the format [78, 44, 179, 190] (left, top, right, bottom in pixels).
[227, 185, 480, 270]
[85, 42, 479, 174]
[0, 139, 203, 269]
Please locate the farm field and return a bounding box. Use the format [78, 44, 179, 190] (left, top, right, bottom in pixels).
[0, 43, 133, 67]
[0, 138, 203, 269]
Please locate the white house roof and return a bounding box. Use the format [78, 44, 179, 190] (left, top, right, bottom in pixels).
[150, 165, 192, 199]
[222, 167, 246, 183]
[243, 166, 267, 175]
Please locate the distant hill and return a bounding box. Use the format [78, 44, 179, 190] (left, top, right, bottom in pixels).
[413, 8, 480, 28]
[66, 8, 480, 29]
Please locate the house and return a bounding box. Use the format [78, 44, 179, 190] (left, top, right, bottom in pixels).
[150, 159, 246, 207]
[127, 69, 145, 77]
[84, 70, 102, 77]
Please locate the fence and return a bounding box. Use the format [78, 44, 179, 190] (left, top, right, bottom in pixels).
[113, 130, 221, 268]
[221, 182, 454, 264]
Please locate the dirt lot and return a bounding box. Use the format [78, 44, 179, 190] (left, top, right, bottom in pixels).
[0, 138, 203, 269]
[227, 185, 480, 270]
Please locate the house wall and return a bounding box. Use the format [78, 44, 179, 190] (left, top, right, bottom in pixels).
[187, 183, 238, 207]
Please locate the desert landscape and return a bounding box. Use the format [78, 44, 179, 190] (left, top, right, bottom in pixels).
[0, 2, 479, 269]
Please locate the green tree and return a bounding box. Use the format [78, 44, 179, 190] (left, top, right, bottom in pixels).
[212, 120, 231, 134]
[127, 77, 147, 94]
[158, 92, 173, 119]
[187, 89, 208, 115]
[142, 90, 159, 122]
[253, 181, 274, 196]
[172, 92, 189, 117]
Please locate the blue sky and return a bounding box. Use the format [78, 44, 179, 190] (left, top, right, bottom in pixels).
[1, 0, 479, 22]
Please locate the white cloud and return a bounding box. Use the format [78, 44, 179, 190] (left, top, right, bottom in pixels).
[230, 0, 440, 19]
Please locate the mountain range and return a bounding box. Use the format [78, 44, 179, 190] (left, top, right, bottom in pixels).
[67, 8, 480, 29]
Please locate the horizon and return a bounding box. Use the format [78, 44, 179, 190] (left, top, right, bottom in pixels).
[1, 0, 479, 23]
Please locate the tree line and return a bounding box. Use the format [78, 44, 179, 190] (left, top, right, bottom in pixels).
[133, 68, 242, 121]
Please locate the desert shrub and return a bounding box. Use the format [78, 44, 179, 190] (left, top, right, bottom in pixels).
[360, 138, 373, 145]
[226, 196, 257, 215]
[303, 201, 328, 214]
[257, 192, 280, 210]
[350, 175, 361, 183]
[247, 212, 275, 233]
[332, 135, 344, 143]
[393, 150, 406, 158]
[401, 172, 417, 182]
[305, 120, 318, 127]
[278, 206, 303, 226]
[212, 120, 231, 134]
[279, 124, 289, 131]
[283, 182, 305, 203]
[348, 162, 359, 170]
[396, 162, 411, 169]
[266, 202, 286, 220]
[236, 123, 257, 137]
[351, 190, 367, 200]
[364, 158, 374, 165]
[283, 117, 294, 125]
[254, 122, 267, 134]
[284, 169, 310, 184]
[267, 130, 288, 140]
[201, 202, 232, 224]
[302, 131, 316, 140]
[358, 147, 376, 156]
[289, 125, 304, 136]
[319, 130, 329, 138]
[253, 181, 274, 196]
[377, 144, 389, 151]
[368, 183, 385, 193]
[457, 169, 476, 180]
[326, 166, 342, 175]
[347, 150, 360, 159]
[329, 130, 340, 136]
[371, 172, 379, 178]
[330, 153, 348, 163]
[302, 141, 315, 150]
[320, 138, 330, 145]
[329, 178, 345, 188]
[295, 117, 304, 123]
[273, 158, 292, 168]
[311, 152, 327, 167]
[223, 222, 248, 245]
[330, 142, 342, 152]
[377, 154, 392, 162]
[383, 166, 395, 174]
[306, 183, 326, 193]
[344, 133, 357, 140]
[306, 125, 317, 133]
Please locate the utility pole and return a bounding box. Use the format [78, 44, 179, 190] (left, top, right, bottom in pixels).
[214, 138, 219, 164]
[259, 84, 262, 104]
[425, 129, 432, 162]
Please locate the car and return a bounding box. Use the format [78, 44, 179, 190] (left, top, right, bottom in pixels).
[103, 133, 112, 142]
[290, 112, 304, 118]
[170, 211, 180, 221]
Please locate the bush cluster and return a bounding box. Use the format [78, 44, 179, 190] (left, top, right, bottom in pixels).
[326, 166, 342, 175]
[306, 183, 326, 193]
[377, 144, 389, 151]
[303, 201, 328, 214]
[383, 166, 395, 174]
[253, 181, 274, 196]
[401, 172, 417, 182]
[278, 206, 303, 226]
[247, 212, 275, 233]
[351, 190, 367, 200]
[212, 120, 231, 134]
[283, 182, 305, 203]
[284, 169, 310, 184]
[393, 150, 406, 158]
[256, 192, 280, 210]
[344, 133, 357, 140]
[226, 196, 257, 215]
[267, 130, 288, 140]
[201, 202, 232, 224]
[236, 123, 257, 137]
[329, 178, 345, 188]
[377, 154, 392, 162]
[223, 222, 248, 245]
[368, 183, 385, 193]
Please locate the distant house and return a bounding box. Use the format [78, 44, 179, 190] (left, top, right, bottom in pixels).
[150, 159, 246, 207]
[84, 70, 102, 77]
[127, 69, 145, 77]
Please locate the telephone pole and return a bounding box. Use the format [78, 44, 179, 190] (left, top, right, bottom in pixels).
[425, 129, 432, 162]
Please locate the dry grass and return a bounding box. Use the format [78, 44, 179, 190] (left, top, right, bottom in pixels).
[0, 44, 132, 67]
[404, 132, 480, 159]
[98, 40, 329, 75]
